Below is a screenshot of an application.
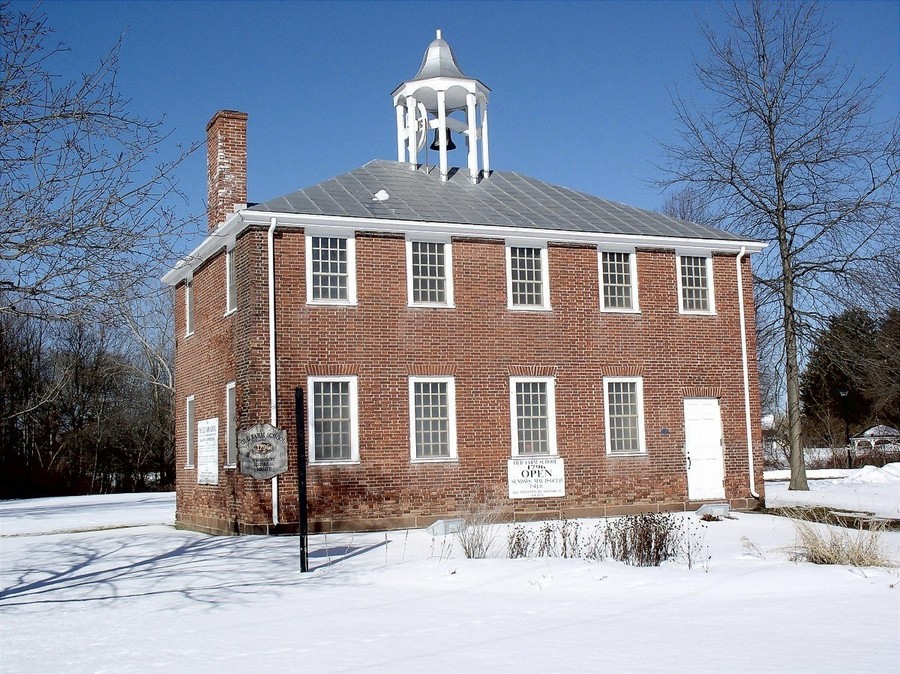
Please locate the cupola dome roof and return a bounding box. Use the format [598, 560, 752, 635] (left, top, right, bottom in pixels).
[411, 30, 468, 81]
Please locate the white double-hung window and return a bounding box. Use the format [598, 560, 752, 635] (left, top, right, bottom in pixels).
[306, 232, 357, 305]
[225, 249, 237, 314]
[506, 243, 550, 310]
[185, 279, 194, 336]
[185, 395, 195, 467]
[406, 239, 454, 307]
[599, 248, 639, 312]
[409, 377, 457, 461]
[308, 376, 359, 463]
[603, 376, 646, 455]
[510, 377, 557, 456]
[225, 382, 237, 466]
[676, 252, 715, 314]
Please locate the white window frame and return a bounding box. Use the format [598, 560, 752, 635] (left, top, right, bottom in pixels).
[676, 250, 716, 315]
[224, 248, 237, 315]
[509, 376, 558, 457]
[305, 230, 358, 306]
[598, 247, 640, 313]
[505, 242, 551, 311]
[405, 237, 455, 308]
[308, 375, 360, 464]
[603, 376, 647, 456]
[408, 376, 458, 462]
[185, 395, 195, 468]
[185, 279, 194, 336]
[225, 382, 237, 467]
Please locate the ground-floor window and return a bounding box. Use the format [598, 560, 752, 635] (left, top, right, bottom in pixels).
[604, 376, 646, 455]
[309, 376, 359, 463]
[225, 382, 237, 466]
[409, 377, 457, 461]
[185, 395, 195, 467]
[510, 377, 557, 456]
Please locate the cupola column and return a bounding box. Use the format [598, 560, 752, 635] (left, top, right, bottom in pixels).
[481, 105, 491, 175]
[437, 90, 449, 180]
[395, 103, 406, 162]
[466, 93, 478, 180]
[406, 96, 418, 166]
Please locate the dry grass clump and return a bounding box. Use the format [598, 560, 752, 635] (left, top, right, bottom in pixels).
[787, 509, 895, 567]
[455, 493, 506, 559]
[507, 513, 709, 569]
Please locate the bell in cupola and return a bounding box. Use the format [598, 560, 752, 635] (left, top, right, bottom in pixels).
[429, 128, 456, 151]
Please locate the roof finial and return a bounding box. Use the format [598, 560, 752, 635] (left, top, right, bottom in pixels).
[436, 29, 442, 40]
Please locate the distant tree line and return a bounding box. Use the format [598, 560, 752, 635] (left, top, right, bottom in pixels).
[800, 308, 900, 449]
[0, 311, 174, 498]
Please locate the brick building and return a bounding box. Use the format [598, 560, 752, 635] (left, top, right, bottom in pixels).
[163, 32, 765, 535]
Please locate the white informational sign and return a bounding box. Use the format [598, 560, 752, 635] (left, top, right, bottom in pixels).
[197, 417, 219, 485]
[508, 457, 565, 498]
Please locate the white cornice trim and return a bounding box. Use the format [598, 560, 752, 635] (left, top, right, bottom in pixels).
[161, 209, 766, 286]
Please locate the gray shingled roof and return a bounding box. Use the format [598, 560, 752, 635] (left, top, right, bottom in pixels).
[250, 159, 743, 242]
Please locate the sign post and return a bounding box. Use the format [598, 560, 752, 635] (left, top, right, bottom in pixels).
[294, 388, 309, 573]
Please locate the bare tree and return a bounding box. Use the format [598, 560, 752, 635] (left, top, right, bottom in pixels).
[660, 1, 900, 490]
[0, 3, 198, 321]
[661, 186, 717, 228]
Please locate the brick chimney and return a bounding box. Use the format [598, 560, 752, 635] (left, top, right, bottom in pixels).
[206, 110, 248, 232]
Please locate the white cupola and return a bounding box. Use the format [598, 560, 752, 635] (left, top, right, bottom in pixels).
[392, 30, 491, 182]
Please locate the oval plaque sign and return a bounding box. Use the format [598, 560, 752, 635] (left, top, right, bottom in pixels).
[238, 423, 288, 479]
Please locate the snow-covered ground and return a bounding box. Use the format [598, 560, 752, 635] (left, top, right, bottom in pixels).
[765, 464, 900, 518]
[1, 469, 898, 674]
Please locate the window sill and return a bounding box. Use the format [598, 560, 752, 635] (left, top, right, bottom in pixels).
[408, 303, 457, 309]
[309, 459, 361, 466]
[224, 308, 237, 317]
[185, 331, 194, 338]
[600, 307, 641, 314]
[306, 300, 358, 307]
[507, 306, 553, 313]
[184, 464, 195, 469]
[511, 452, 559, 458]
[224, 463, 237, 469]
[411, 457, 459, 464]
[607, 451, 647, 458]
[678, 309, 717, 316]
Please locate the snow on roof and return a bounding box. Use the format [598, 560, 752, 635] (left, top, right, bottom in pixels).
[852, 424, 900, 439]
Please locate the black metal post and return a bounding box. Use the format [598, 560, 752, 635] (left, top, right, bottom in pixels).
[295, 387, 309, 572]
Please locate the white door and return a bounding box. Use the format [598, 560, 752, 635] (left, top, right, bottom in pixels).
[684, 397, 725, 500]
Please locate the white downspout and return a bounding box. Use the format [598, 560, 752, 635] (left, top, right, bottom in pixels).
[268, 217, 279, 525]
[736, 246, 760, 499]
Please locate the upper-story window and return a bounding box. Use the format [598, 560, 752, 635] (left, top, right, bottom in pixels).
[677, 252, 715, 314]
[225, 249, 237, 314]
[185, 279, 194, 336]
[600, 249, 639, 312]
[509, 377, 557, 456]
[406, 239, 454, 307]
[306, 233, 357, 305]
[506, 243, 550, 310]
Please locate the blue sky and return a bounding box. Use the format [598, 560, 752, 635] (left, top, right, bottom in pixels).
[17, 1, 900, 254]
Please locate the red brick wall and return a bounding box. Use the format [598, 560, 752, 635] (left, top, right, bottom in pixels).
[174, 229, 764, 534]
